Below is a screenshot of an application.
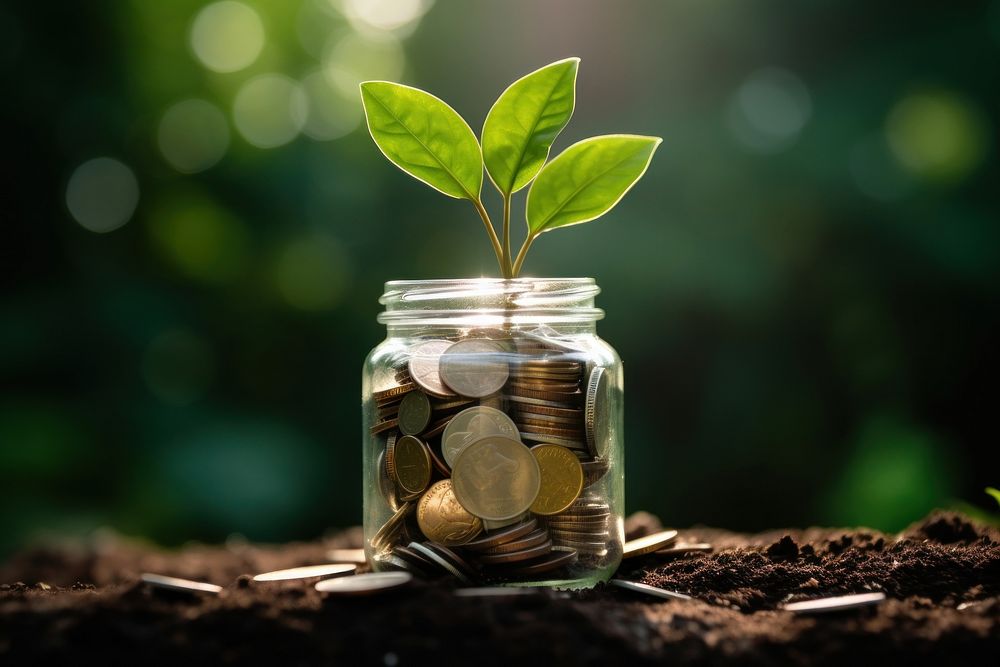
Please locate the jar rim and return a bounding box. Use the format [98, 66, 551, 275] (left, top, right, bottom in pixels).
[378, 277, 604, 326]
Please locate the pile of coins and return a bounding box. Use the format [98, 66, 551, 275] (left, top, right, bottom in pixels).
[368, 328, 616, 584]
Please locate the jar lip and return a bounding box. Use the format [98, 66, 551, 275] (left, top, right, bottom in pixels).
[378, 277, 604, 325]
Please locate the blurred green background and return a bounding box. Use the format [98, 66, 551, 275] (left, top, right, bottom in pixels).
[2, 0, 999, 555]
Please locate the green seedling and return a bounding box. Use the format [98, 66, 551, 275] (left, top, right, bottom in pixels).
[360, 58, 661, 278]
[987, 487, 1000, 508]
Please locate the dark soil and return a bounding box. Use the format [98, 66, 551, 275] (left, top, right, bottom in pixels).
[1, 511, 998, 665]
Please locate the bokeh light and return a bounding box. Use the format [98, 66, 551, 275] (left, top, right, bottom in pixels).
[142, 329, 216, 406]
[233, 74, 308, 148]
[189, 1, 265, 73]
[157, 99, 230, 173]
[147, 192, 251, 284]
[886, 90, 988, 184]
[336, 0, 434, 35]
[65, 157, 140, 233]
[728, 68, 811, 153]
[272, 234, 353, 311]
[323, 31, 405, 98]
[301, 69, 362, 141]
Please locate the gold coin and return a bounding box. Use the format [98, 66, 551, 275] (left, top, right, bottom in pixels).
[622, 530, 680, 559]
[451, 436, 540, 521]
[529, 444, 584, 515]
[506, 386, 582, 402]
[374, 383, 415, 401]
[417, 480, 482, 546]
[370, 419, 399, 435]
[387, 435, 432, 496]
[371, 502, 413, 552]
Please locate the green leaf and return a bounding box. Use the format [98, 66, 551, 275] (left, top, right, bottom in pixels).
[482, 57, 579, 195]
[525, 135, 662, 235]
[360, 81, 483, 200]
[987, 487, 1000, 508]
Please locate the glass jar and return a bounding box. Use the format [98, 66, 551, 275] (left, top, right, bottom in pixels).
[362, 278, 623, 588]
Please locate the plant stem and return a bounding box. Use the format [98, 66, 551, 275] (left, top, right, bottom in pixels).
[511, 233, 537, 278]
[501, 194, 512, 278]
[472, 197, 507, 277]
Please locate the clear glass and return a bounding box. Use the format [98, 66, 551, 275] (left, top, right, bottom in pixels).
[362, 278, 624, 588]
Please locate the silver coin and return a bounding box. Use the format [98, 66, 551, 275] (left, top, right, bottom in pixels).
[398, 390, 432, 435]
[438, 339, 510, 398]
[407, 542, 473, 585]
[504, 394, 580, 409]
[610, 579, 693, 601]
[782, 592, 886, 614]
[518, 432, 588, 449]
[314, 571, 413, 595]
[441, 406, 520, 467]
[140, 573, 222, 595]
[451, 436, 541, 521]
[407, 340, 456, 397]
[482, 512, 530, 531]
[585, 366, 612, 458]
[253, 563, 357, 582]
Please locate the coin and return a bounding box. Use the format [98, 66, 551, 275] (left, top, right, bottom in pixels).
[549, 528, 609, 542]
[519, 432, 587, 449]
[483, 529, 551, 554]
[585, 366, 612, 458]
[580, 458, 611, 486]
[370, 418, 399, 435]
[528, 444, 584, 515]
[439, 339, 510, 398]
[623, 530, 679, 559]
[398, 390, 432, 435]
[140, 573, 222, 595]
[505, 394, 580, 409]
[374, 383, 415, 401]
[376, 446, 400, 511]
[441, 406, 520, 467]
[451, 436, 541, 521]
[408, 340, 456, 397]
[407, 541, 473, 584]
[515, 414, 583, 429]
[326, 548, 368, 564]
[417, 480, 482, 546]
[505, 547, 578, 575]
[460, 518, 538, 551]
[421, 417, 453, 440]
[387, 435, 432, 496]
[609, 579, 692, 601]
[371, 502, 414, 552]
[477, 540, 553, 565]
[391, 545, 435, 576]
[522, 424, 586, 439]
[506, 386, 582, 402]
[513, 403, 583, 419]
[782, 592, 886, 614]
[426, 443, 451, 477]
[482, 512, 529, 531]
[253, 563, 357, 582]
[423, 542, 478, 580]
[315, 571, 413, 595]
